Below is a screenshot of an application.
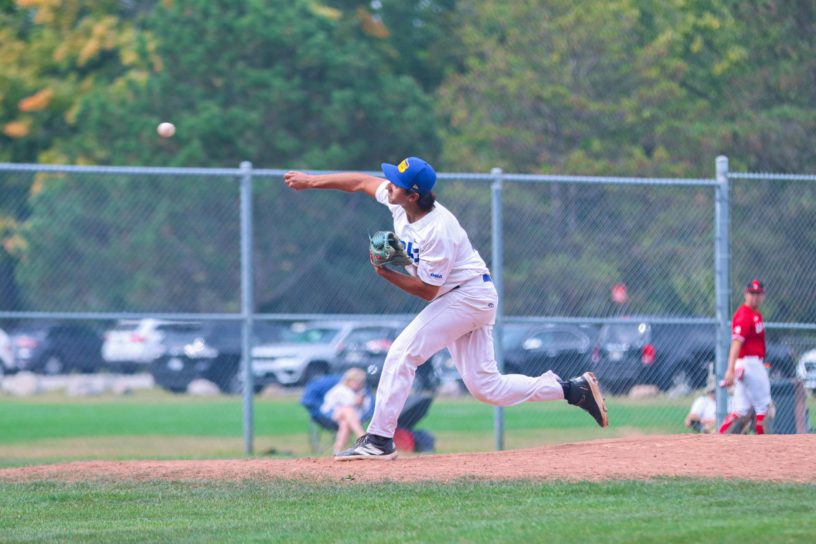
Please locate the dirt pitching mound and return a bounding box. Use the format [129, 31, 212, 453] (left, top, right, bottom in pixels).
[2, 435, 814, 484]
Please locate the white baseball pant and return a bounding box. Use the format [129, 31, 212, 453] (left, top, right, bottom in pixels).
[732, 356, 772, 417]
[367, 275, 565, 438]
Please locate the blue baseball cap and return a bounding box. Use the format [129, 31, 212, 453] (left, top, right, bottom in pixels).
[381, 157, 437, 196]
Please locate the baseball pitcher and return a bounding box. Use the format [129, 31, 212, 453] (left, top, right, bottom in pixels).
[284, 156, 608, 460]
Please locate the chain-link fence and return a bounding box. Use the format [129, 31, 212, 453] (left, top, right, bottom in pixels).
[0, 160, 813, 457]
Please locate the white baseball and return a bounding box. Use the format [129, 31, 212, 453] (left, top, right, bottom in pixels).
[157, 122, 176, 138]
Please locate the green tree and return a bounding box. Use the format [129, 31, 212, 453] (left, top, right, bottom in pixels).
[0, 0, 151, 310]
[438, 0, 816, 321]
[58, 0, 439, 168]
[14, 0, 442, 313]
[716, 0, 816, 172]
[436, 0, 750, 177]
[0, 0, 154, 163]
[323, 0, 464, 91]
[435, 0, 743, 317]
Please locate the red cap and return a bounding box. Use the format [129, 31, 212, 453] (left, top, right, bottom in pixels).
[745, 279, 765, 294]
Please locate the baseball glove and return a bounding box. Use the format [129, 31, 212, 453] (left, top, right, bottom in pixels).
[369, 231, 412, 268]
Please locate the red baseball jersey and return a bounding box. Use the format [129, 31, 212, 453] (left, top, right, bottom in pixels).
[731, 304, 765, 358]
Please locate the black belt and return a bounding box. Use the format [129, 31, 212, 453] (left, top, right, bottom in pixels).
[450, 274, 492, 292]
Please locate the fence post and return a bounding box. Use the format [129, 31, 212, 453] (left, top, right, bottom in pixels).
[714, 156, 730, 426]
[240, 161, 255, 456]
[491, 167, 505, 451]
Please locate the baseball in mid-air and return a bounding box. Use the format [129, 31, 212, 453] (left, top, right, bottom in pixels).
[157, 122, 176, 138]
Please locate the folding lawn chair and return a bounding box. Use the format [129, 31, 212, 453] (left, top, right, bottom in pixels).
[300, 375, 436, 454]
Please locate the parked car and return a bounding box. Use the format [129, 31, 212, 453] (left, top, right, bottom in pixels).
[150, 320, 291, 394]
[765, 342, 798, 380]
[9, 322, 104, 374]
[426, 323, 597, 395]
[0, 326, 13, 377]
[331, 321, 438, 391]
[591, 321, 714, 394]
[252, 320, 406, 387]
[796, 348, 816, 393]
[503, 323, 595, 379]
[591, 320, 797, 394]
[102, 319, 198, 373]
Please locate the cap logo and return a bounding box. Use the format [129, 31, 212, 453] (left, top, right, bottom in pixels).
[746, 279, 764, 293]
[412, 184, 419, 190]
[398, 159, 409, 173]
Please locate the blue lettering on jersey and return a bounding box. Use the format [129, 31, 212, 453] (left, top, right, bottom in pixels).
[430, 273, 443, 279]
[401, 240, 420, 263]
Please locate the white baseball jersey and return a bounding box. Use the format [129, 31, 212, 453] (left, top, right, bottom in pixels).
[375, 182, 488, 297]
[367, 181, 564, 438]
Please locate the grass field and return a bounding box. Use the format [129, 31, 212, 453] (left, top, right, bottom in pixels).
[1, 479, 814, 543]
[0, 389, 704, 466]
[1, 390, 814, 542]
[1, 389, 814, 465]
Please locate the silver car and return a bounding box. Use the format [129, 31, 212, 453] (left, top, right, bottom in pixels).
[252, 320, 406, 386]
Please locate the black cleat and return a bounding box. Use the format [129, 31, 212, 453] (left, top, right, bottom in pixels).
[334, 433, 398, 461]
[566, 372, 609, 428]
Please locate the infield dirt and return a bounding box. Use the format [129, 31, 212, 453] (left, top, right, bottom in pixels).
[1, 434, 814, 484]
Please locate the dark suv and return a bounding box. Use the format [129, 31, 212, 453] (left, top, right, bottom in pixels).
[10, 322, 104, 374]
[149, 321, 288, 394]
[502, 323, 595, 379]
[426, 323, 596, 393]
[592, 320, 796, 394]
[331, 322, 438, 392]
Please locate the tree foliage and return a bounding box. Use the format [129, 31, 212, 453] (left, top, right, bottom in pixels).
[438, 0, 750, 177]
[435, 0, 815, 321]
[7, 0, 441, 312]
[0, 0, 154, 163]
[0, 0, 153, 309]
[1, 0, 815, 321]
[57, 0, 439, 168]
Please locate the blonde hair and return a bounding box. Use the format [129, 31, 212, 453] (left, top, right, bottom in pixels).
[341, 367, 367, 387]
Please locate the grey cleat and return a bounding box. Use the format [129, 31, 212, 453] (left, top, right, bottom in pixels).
[334, 433, 398, 461]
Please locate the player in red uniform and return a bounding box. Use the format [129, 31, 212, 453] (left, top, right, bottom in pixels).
[719, 279, 770, 434]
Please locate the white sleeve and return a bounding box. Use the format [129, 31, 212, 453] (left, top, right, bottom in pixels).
[416, 234, 453, 286]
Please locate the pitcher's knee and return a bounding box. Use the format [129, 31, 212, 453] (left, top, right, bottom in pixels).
[401, 344, 429, 368]
[380, 354, 420, 383]
[390, 333, 428, 362]
[464, 373, 506, 405]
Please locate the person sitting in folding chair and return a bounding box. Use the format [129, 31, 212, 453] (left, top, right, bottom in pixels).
[316, 368, 372, 454]
[301, 371, 435, 455]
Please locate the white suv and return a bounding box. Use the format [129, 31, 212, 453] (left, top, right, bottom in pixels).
[102, 319, 190, 372]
